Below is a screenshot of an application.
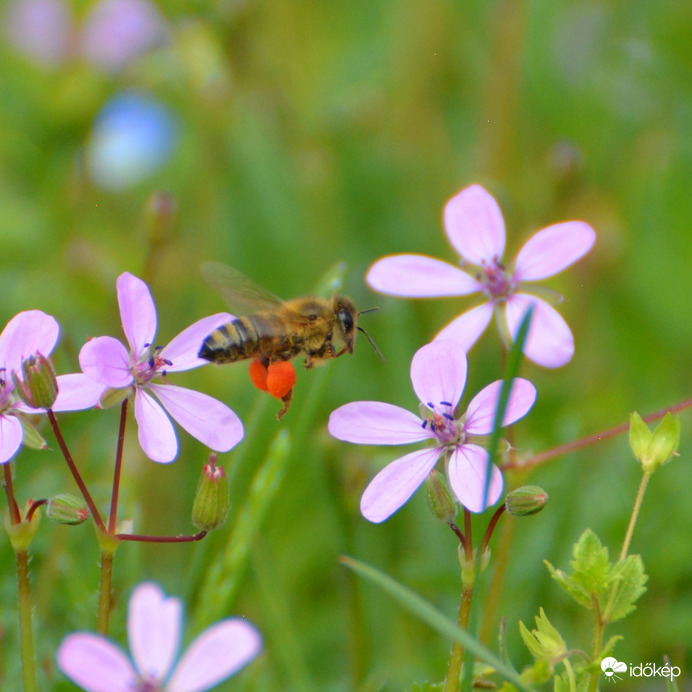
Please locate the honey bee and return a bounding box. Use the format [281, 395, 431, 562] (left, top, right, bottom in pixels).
[198, 262, 381, 418]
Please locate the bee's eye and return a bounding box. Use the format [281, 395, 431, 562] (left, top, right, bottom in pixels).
[307, 313, 318, 322]
[339, 309, 354, 333]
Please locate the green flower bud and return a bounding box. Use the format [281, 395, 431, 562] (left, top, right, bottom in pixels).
[192, 459, 230, 531]
[629, 412, 680, 474]
[11, 353, 58, 409]
[505, 485, 549, 517]
[424, 470, 458, 523]
[47, 494, 90, 525]
[519, 608, 567, 662]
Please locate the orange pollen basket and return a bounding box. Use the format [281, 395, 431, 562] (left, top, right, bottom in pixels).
[248, 359, 296, 399]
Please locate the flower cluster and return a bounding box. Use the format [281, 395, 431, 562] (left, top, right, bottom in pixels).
[0, 273, 243, 466]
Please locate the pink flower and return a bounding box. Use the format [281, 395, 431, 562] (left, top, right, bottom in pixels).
[328, 340, 536, 522]
[0, 310, 60, 463]
[366, 184, 596, 368]
[3, 0, 166, 71]
[73, 272, 243, 463]
[57, 581, 261, 692]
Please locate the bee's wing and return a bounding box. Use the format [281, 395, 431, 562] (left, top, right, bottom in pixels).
[201, 262, 284, 314]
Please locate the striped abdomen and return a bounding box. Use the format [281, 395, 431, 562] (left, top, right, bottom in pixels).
[198, 312, 300, 364]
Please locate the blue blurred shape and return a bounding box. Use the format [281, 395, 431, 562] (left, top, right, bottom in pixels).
[87, 91, 178, 190]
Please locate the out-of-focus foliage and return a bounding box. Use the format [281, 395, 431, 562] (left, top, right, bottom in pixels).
[1, 0, 691, 689]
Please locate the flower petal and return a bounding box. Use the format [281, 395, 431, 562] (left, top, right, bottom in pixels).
[447, 444, 503, 513]
[167, 619, 261, 692]
[366, 255, 479, 297]
[328, 401, 431, 445]
[464, 378, 537, 435]
[161, 313, 234, 372]
[52, 374, 106, 412]
[128, 582, 181, 684]
[148, 384, 244, 452]
[0, 310, 59, 374]
[513, 221, 596, 282]
[505, 294, 574, 368]
[79, 336, 133, 388]
[360, 447, 441, 523]
[433, 302, 494, 353]
[134, 388, 178, 463]
[117, 272, 157, 358]
[57, 633, 137, 692]
[410, 340, 468, 410]
[443, 185, 506, 264]
[0, 414, 24, 464]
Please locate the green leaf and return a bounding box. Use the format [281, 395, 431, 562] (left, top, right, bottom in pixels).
[341, 556, 535, 692]
[606, 554, 648, 622]
[570, 529, 613, 595]
[547, 530, 614, 609]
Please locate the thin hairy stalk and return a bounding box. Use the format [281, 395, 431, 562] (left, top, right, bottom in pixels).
[108, 399, 129, 534]
[3, 463, 21, 524]
[47, 410, 105, 531]
[509, 397, 692, 471]
[480, 503, 507, 553]
[117, 530, 207, 543]
[619, 473, 650, 562]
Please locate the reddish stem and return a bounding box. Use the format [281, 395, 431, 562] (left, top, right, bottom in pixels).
[47, 411, 105, 531]
[504, 397, 692, 471]
[108, 399, 128, 534]
[116, 531, 207, 543]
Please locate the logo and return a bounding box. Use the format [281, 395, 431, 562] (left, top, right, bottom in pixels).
[600, 657, 681, 683]
[601, 658, 627, 683]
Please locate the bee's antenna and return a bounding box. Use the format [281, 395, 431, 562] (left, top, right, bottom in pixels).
[357, 326, 386, 363]
[358, 307, 379, 317]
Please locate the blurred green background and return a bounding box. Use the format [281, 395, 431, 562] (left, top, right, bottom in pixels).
[1, 0, 691, 689]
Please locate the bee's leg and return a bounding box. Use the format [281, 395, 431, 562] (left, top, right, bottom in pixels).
[276, 387, 293, 420]
[305, 339, 336, 368]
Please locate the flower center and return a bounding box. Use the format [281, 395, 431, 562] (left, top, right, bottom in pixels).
[476, 258, 514, 299]
[132, 344, 172, 386]
[421, 401, 464, 446]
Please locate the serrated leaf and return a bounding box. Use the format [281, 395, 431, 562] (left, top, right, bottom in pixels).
[544, 560, 591, 609]
[570, 530, 613, 596]
[605, 554, 648, 622]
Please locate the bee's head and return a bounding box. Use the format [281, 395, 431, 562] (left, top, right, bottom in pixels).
[332, 295, 357, 353]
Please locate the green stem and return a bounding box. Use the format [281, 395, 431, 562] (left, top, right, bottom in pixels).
[16, 550, 37, 692]
[619, 473, 650, 561]
[97, 551, 114, 634]
[563, 657, 577, 692]
[443, 585, 474, 692]
[587, 596, 604, 692]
